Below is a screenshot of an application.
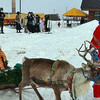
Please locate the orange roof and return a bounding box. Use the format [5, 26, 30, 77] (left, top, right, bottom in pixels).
[34, 13, 45, 18]
[4, 13, 27, 20]
[5, 13, 45, 20]
[63, 8, 88, 17]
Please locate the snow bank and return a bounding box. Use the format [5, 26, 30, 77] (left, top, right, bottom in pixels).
[0, 20, 99, 100]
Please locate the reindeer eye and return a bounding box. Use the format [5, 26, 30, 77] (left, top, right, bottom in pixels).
[94, 71, 98, 75]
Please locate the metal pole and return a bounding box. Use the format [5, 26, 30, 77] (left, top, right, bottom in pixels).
[20, 0, 21, 13]
[66, 7, 67, 12]
[54, 9, 55, 14]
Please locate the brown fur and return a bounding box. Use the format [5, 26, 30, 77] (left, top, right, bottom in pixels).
[19, 57, 97, 100]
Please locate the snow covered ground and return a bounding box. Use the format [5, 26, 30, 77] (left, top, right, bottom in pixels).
[0, 20, 99, 100]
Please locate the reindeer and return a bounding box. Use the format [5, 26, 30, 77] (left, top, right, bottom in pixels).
[19, 41, 100, 100]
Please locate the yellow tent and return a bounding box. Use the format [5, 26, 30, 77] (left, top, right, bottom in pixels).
[4, 13, 27, 25]
[63, 8, 88, 17]
[5, 13, 27, 20]
[4, 13, 45, 25]
[5, 13, 45, 20]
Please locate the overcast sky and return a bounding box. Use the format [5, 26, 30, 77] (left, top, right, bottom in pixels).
[0, 0, 82, 16]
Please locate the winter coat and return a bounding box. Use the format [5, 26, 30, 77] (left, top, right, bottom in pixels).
[93, 83, 100, 98]
[90, 25, 100, 48]
[23, 16, 28, 27]
[16, 14, 21, 23]
[33, 17, 36, 26]
[0, 12, 5, 25]
[27, 16, 34, 26]
[90, 25, 100, 58]
[0, 50, 7, 68]
[16, 14, 21, 30]
[36, 15, 40, 24]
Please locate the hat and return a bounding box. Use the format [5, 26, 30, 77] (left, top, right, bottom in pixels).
[17, 11, 20, 15]
[0, 7, 3, 11]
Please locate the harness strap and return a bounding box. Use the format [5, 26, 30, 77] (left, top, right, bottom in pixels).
[93, 35, 100, 47]
[67, 70, 77, 100]
[82, 69, 100, 83]
[49, 60, 59, 82]
[72, 75, 77, 100]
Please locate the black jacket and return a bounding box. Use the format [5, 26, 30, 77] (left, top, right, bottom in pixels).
[0, 12, 5, 23]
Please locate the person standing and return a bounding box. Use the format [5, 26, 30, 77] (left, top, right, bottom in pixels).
[44, 15, 49, 32]
[58, 22, 61, 27]
[40, 18, 45, 32]
[90, 20, 100, 100]
[90, 20, 100, 58]
[23, 15, 28, 33]
[15, 11, 22, 33]
[27, 12, 34, 33]
[0, 7, 5, 34]
[35, 14, 40, 33]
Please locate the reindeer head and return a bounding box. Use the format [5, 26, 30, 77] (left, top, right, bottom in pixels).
[77, 41, 100, 83]
[82, 62, 100, 83]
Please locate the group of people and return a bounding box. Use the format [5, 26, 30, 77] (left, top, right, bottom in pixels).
[15, 11, 50, 33]
[0, 8, 50, 34]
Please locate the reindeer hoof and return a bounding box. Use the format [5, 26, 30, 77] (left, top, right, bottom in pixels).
[39, 97, 44, 100]
[40, 98, 44, 100]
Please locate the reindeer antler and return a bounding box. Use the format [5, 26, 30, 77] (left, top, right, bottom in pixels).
[76, 41, 93, 65]
[76, 40, 100, 67]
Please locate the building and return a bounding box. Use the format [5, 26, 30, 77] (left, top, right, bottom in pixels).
[12, 0, 16, 13]
[46, 14, 60, 20]
[81, 0, 100, 21]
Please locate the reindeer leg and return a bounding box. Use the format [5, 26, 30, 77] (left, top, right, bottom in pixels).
[53, 85, 61, 100]
[31, 83, 44, 100]
[19, 82, 25, 100]
[19, 82, 30, 100]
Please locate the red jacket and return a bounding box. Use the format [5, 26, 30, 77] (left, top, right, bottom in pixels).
[90, 25, 100, 49]
[93, 83, 100, 98]
[90, 25, 100, 58]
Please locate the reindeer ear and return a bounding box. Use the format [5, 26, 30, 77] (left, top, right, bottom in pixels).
[82, 63, 87, 69]
[82, 63, 91, 70]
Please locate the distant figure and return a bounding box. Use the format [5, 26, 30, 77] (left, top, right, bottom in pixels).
[0, 7, 5, 34]
[80, 17, 85, 24]
[47, 19, 51, 32]
[23, 15, 28, 33]
[58, 22, 61, 27]
[15, 11, 22, 33]
[44, 15, 49, 32]
[27, 12, 35, 33]
[0, 46, 8, 70]
[35, 14, 40, 33]
[40, 18, 45, 32]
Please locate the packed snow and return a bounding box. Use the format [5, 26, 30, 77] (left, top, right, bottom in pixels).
[0, 20, 99, 100]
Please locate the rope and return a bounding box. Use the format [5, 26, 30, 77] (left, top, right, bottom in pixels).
[0, 87, 33, 92]
[82, 69, 100, 83]
[0, 85, 50, 92]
